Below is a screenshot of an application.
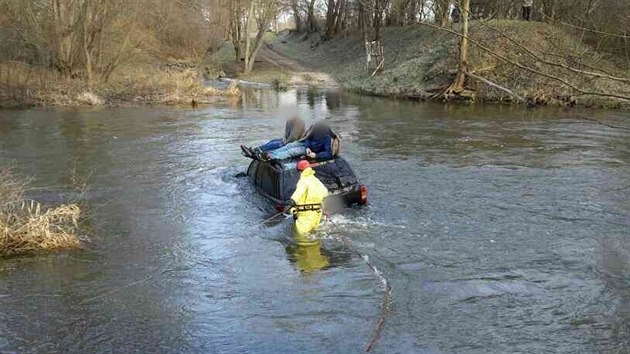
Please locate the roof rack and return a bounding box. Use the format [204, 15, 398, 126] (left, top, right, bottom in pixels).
[265, 157, 340, 171]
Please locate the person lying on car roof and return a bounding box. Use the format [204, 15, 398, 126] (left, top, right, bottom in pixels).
[256, 121, 333, 162]
[241, 116, 307, 158]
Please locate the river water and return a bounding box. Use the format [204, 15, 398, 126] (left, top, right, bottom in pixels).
[0, 88, 629, 353]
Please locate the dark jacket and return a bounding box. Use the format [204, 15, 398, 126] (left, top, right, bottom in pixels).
[304, 133, 332, 160]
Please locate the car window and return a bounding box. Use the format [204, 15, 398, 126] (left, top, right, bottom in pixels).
[280, 159, 358, 200]
[281, 170, 300, 200]
[313, 159, 358, 190]
[258, 163, 279, 198]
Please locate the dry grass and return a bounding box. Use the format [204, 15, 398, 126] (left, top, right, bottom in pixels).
[0, 169, 84, 257]
[0, 61, 84, 108]
[0, 62, 241, 108]
[225, 81, 241, 96]
[104, 67, 206, 103]
[465, 21, 630, 107]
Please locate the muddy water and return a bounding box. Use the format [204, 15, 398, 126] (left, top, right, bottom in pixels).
[0, 88, 629, 353]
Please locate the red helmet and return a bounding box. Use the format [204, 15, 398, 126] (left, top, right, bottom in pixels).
[296, 160, 311, 171]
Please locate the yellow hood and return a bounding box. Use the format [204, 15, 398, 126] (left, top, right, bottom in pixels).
[300, 167, 315, 177]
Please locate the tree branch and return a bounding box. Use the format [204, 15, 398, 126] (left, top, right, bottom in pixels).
[465, 71, 526, 103]
[457, 4, 630, 84]
[416, 21, 630, 102]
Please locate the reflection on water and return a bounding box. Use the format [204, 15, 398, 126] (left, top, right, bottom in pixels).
[0, 87, 629, 353]
[286, 243, 331, 273]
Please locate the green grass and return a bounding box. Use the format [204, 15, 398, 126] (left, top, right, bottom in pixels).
[239, 68, 290, 86]
[204, 39, 289, 86]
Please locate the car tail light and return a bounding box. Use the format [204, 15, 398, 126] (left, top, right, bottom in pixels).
[274, 204, 285, 212]
[360, 185, 368, 205]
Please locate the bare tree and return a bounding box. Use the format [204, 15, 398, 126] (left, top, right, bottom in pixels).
[434, 0, 451, 27]
[290, 0, 303, 31]
[243, 0, 279, 73]
[443, 0, 469, 96]
[228, 0, 244, 64]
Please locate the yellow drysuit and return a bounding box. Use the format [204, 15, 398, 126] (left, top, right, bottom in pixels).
[290, 167, 328, 242]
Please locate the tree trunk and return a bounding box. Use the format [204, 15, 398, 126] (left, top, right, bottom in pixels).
[373, 0, 383, 41]
[83, 34, 93, 89]
[307, 0, 318, 32]
[435, 0, 450, 27]
[52, 0, 73, 75]
[102, 29, 131, 83]
[444, 0, 469, 96]
[243, 1, 254, 72]
[291, 0, 302, 31]
[229, 0, 243, 64]
[324, 0, 336, 38]
[334, 0, 346, 33]
[245, 30, 265, 73]
[358, 1, 365, 38]
[82, 0, 95, 89]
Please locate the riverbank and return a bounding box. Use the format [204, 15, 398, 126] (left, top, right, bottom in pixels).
[0, 62, 241, 109]
[205, 39, 336, 89]
[269, 21, 630, 109]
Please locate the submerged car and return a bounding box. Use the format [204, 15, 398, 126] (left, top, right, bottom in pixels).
[247, 157, 367, 211]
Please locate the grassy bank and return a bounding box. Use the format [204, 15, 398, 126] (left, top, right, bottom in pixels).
[271, 21, 630, 108]
[205, 39, 291, 88]
[0, 169, 85, 257]
[0, 62, 241, 109]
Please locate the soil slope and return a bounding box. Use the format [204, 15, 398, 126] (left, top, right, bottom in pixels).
[270, 21, 630, 108]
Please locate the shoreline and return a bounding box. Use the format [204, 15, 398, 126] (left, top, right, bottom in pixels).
[267, 24, 630, 110]
[0, 66, 242, 110]
[4, 22, 630, 111]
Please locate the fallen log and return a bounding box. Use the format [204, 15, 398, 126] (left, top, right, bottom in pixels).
[465, 71, 526, 103]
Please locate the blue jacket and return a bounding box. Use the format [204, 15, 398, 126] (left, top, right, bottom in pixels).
[304, 134, 332, 160]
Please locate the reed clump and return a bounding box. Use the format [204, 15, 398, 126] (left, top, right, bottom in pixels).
[225, 81, 242, 96]
[0, 169, 84, 257]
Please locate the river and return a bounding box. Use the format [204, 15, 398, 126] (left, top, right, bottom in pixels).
[0, 88, 629, 353]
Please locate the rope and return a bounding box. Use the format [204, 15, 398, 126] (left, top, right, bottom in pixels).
[77, 208, 289, 305]
[325, 214, 392, 352]
[258, 204, 323, 226]
[574, 116, 630, 131]
[78, 263, 183, 305]
[258, 211, 287, 225]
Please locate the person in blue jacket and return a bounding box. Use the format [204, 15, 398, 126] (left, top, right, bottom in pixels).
[257, 121, 333, 161]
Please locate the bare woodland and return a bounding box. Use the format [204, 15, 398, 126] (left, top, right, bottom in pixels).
[0, 0, 629, 106]
[288, 0, 630, 102]
[0, 1, 224, 82]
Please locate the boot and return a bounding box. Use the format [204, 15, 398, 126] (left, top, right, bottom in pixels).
[246, 146, 258, 157]
[240, 145, 252, 158]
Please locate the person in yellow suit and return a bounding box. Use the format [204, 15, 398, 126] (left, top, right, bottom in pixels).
[284, 159, 330, 272]
[284, 160, 329, 242]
